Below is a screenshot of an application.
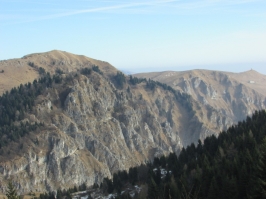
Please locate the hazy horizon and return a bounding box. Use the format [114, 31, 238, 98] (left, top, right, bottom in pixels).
[119, 62, 266, 75]
[1, 49, 266, 75]
[1, 0, 266, 75]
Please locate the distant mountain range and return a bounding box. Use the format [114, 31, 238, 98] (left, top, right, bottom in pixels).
[0, 50, 265, 194]
[134, 69, 266, 143]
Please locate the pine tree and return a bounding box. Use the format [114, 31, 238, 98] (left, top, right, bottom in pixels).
[207, 177, 219, 199]
[253, 137, 266, 198]
[147, 178, 159, 199]
[169, 177, 180, 199]
[6, 181, 18, 199]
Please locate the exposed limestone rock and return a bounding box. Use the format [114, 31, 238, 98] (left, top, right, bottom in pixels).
[183, 80, 191, 94]
[1, 52, 266, 195]
[135, 69, 266, 142]
[1, 72, 193, 194]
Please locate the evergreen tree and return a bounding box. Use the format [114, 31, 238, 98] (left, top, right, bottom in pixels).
[253, 137, 266, 198]
[6, 181, 18, 199]
[114, 72, 126, 89]
[148, 178, 159, 199]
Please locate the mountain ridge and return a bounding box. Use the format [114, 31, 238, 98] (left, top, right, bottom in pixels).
[0, 50, 265, 194]
[134, 68, 266, 136]
[0, 50, 116, 95]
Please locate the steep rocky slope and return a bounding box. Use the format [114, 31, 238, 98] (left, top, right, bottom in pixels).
[0, 51, 203, 194]
[0, 71, 198, 193]
[0, 50, 116, 95]
[134, 69, 266, 135]
[0, 51, 264, 194]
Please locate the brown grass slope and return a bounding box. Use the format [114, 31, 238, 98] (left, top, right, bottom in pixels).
[0, 65, 195, 194]
[0, 50, 116, 95]
[134, 69, 266, 96]
[134, 69, 266, 125]
[0, 51, 264, 194]
[0, 51, 190, 193]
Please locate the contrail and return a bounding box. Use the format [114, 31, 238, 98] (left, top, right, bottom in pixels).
[2, 0, 179, 24]
[3, 0, 259, 25]
[39, 0, 180, 20]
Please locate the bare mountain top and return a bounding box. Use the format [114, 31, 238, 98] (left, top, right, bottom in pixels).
[134, 68, 266, 123]
[0, 50, 116, 95]
[0, 57, 191, 193]
[135, 69, 266, 97]
[0, 51, 265, 194]
[226, 69, 266, 94]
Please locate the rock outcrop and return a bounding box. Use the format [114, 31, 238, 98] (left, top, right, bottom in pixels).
[0, 68, 197, 194]
[1, 51, 265, 194]
[134, 69, 266, 141]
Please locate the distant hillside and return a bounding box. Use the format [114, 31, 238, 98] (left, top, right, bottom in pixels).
[0, 51, 202, 194]
[92, 110, 266, 199]
[0, 51, 265, 194]
[134, 69, 266, 136]
[0, 50, 116, 95]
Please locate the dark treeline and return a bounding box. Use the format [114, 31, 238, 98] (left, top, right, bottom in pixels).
[98, 110, 266, 199]
[92, 65, 103, 75]
[3, 67, 266, 198]
[80, 65, 103, 76]
[128, 75, 146, 86]
[0, 65, 103, 149]
[39, 183, 88, 199]
[114, 72, 126, 89]
[127, 75, 193, 112]
[0, 69, 61, 148]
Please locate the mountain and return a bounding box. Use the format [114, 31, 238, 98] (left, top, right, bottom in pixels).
[95, 110, 266, 199]
[134, 69, 266, 136]
[0, 50, 116, 96]
[0, 51, 194, 194]
[0, 51, 265, 194]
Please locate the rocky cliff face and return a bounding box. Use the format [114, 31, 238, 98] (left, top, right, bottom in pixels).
[1, 52, 265, 194]
[0, 68, 199, 194]
[134, 69, 266, 141]
[0, 50, 117, 96]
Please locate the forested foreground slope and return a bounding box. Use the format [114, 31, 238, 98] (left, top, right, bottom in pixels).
[93, 110, 266, 199]
[1, 50, 265, 196]
[0, 51, 238, 194]
[134, 69, 266, 146]
[0, 59, 203, 194]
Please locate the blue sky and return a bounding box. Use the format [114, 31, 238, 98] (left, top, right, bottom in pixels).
[1, 0, 266, 74]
